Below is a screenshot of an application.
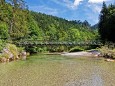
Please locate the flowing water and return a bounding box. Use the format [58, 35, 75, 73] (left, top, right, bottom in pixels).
[0, 54, 115, 86]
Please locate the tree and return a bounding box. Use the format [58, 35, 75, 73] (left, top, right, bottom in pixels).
[0, 0, 5, 5]
[26, 13, 43, 40]
[83, 20, 91, 27]
[99, 2, 115, 42]
[0, 22, 9, 39]
[99, 2, 108, 41]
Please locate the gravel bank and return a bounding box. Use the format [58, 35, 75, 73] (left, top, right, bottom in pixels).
[61, 51, 100, 57]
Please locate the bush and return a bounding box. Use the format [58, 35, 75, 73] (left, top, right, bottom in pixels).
[25, 46, 37, 53]
[99, 45, 115, 59]
[0, 40, 6, 52]
[0, 43, 26, 62]
[25, 46, 46, 53]
[57, 46, 65, 52]
[3, 44, 19, 60]
[47, 46, 65, 52]
[0, 22, 9, 39]
[0, 43, 19, 62]
[0, 54, 2, 59]
[69, 46, 84, 52]
[18, 47, 25, 53]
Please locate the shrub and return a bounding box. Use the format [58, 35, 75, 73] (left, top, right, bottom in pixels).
[99, 45, 115, 59]
[25, 46, 35, 53]
[69, 46, 84, 52]
[7, 44, 18, 58]
[37, 47, 44, 52]
[0, 43, 19, 62]
[0, 54, 3, 60]
[0, 40, 6, 52]
[25, 45, 48, 53]
[18, 47, 25, 53]
[0, 43, 27, 62]
[58, 46, 65, 52]
[48, 46, 65, 52]
[0, 22, 9, 39]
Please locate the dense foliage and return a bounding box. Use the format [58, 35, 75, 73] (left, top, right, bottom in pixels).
[0, 0, 29, 39]
[31, 11, 97, 42]
[0, 0, 98, 53]
[99, 2, 115, 42]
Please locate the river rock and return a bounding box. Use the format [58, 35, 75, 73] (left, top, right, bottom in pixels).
[21, 51, 27, 60]
[105, 59, 114, 62]
[1, 57, 7, 62]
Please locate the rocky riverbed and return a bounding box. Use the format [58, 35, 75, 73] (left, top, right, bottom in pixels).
[0, 54, 115, 86]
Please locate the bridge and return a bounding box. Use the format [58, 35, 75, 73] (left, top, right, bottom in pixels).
[14, 40, 103, 46]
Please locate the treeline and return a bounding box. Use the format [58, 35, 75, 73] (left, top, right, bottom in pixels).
[99, 2, 115, 42]
[0, 0, 98, 52]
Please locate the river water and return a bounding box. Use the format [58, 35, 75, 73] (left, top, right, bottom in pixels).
[0, 54, 115, 86]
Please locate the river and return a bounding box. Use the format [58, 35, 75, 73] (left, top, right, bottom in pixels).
[0, 54, 115, 86]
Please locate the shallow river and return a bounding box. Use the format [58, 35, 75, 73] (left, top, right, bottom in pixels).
[0, 54, 115, 86]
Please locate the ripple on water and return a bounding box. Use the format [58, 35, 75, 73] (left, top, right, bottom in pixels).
[65, 66, 103, 86]
[65, 75, 103, 86]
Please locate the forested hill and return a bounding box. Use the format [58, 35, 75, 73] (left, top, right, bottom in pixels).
[0, 0, 97, 42]
[30, 11, 98, 41]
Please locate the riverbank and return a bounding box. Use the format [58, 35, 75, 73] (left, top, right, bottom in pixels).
[61, 50, 100, 57]
[61, 51, 92, 56]
[43, 50, 100, 57]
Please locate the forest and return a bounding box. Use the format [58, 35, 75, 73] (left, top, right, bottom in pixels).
[0, 0, 98, 53]
[0, 0, 115, 57]
[0, 1, 115, 86]
[99, 2, 115, 42]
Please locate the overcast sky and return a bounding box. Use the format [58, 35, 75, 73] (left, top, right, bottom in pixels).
[25, 0, 114, 25]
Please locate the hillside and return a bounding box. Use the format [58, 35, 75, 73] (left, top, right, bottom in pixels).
[0, 0, 98, 52]
[30, 11, 98, 42]
[0, 0, 97, 42]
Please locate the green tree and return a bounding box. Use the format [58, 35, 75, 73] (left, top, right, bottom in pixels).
[99, 2, 115, 42]
[0, 22, 9, 39]
[99, 2, 108, 41]
[27, 13, 43, 40]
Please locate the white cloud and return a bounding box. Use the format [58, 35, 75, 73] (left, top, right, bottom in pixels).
[93, 5, 102, 13]
[50, 0, 83, 10]
[74, 0, 83, 7]
[84, 2, 102, 25]
[71, 0, 83, 9]
[88, 0, 110, 3]
[87, 4, 102, 13]
[29, 5, 59, 15]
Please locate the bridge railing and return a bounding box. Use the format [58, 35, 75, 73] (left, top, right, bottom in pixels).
[14, 40, 103, 46]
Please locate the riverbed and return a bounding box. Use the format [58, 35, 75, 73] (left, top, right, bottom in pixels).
[0, 54, 115, 86]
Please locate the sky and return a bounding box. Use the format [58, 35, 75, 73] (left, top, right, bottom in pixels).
[25, 0, 114, 25]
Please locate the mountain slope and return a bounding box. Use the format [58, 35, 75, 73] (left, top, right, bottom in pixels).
[30, 11, 98, 41]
